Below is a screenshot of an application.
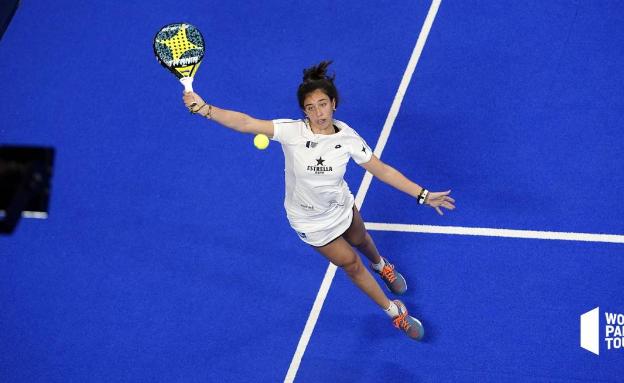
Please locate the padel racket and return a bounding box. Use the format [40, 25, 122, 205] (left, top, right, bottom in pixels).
[153, 22, 205, 93]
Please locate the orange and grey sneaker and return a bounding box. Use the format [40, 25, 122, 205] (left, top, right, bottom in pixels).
[372, 257, 407, 295]
[392, 300, 424, 341]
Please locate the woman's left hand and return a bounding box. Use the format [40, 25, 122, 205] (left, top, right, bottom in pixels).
[426, 190, 456, 215]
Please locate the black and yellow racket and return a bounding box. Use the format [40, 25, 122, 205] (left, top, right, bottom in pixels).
[153, 22, 205, 93]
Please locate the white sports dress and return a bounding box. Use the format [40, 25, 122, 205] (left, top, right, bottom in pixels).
[271, 118, 372, 246]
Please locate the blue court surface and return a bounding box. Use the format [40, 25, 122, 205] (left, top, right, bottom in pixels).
[1, 1, 623, 382]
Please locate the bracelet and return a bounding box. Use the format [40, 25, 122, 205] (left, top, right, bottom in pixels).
[417, 188, 429, 205]
[193, 103, 208, 115]
[191, 103, 212, 119]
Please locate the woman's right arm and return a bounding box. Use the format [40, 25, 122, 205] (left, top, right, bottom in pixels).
[183, 91, 274, 138]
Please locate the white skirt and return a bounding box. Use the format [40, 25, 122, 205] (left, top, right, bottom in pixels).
[293, 204, 354, 247]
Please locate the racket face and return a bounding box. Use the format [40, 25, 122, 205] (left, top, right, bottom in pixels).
[153, 23, 205, 79]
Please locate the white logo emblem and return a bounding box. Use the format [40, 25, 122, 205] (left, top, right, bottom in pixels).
[580, 307, 599, 355]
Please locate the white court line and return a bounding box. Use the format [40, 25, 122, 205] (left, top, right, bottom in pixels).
[284, 1, 442, 382]
[365, 222, 624, 244]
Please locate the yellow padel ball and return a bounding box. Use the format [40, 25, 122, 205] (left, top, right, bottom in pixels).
[254, 134, 269, 150]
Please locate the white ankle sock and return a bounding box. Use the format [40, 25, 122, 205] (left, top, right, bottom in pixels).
[384, 301, 400, 318]
[372, 257, 386, 271]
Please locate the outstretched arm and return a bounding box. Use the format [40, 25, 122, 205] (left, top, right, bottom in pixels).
[360, 155, 455, 215]
[182, 91, 274, 137]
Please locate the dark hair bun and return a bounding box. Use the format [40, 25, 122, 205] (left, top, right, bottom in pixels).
[297, 60, 340, 109]
[302, 60, 335, 83]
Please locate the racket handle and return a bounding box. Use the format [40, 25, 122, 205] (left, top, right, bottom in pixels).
[180, 77, 194, 92]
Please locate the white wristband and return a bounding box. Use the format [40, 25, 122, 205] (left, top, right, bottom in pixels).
[418, 189, 429, 205]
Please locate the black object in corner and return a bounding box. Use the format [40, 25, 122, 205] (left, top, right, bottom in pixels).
[0, 0, 19, 41]
[0, 145, 55, 235]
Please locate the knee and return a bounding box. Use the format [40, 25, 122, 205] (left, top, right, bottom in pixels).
[341, 256, 363, 276]
[347, 231, 368, 248]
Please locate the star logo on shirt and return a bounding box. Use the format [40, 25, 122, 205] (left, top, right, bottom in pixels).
[362, 145, 367, 153]
[316, 157, 325, 166]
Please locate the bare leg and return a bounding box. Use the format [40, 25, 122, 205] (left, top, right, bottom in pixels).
[313, 236, 390, 309]
[342, 206, 383, 264]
